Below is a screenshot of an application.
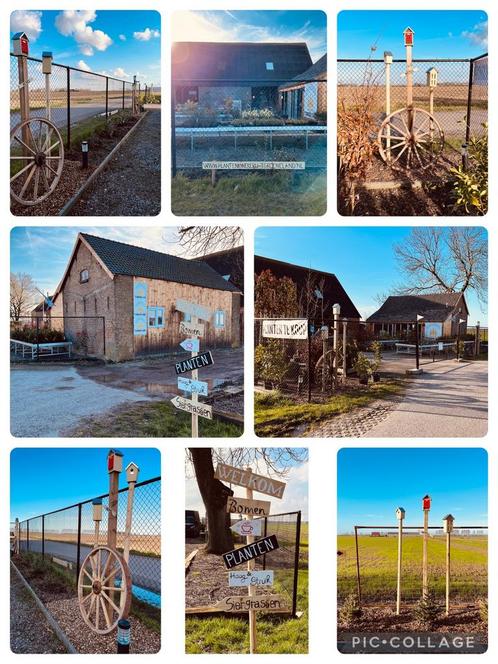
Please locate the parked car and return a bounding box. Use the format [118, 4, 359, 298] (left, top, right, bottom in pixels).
[186, 510, 202, 538]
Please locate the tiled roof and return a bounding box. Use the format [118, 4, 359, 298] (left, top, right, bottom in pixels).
[172, 41, 312, 84]
[80, 234, 239, 292]
[367, 293, 465, 323]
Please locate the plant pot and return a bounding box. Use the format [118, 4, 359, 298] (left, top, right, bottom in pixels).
[372, 372, 380, 383]
[358, 376, 368, 385]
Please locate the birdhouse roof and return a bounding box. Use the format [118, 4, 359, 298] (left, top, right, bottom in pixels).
[13, 32, 28, 40]
[443, 514, 454, 520]
[423, 494, 431, 499]
[42, 51, 53, 57]
[403, 26, 415, 34]
[92, 498, 103, 505]
[108, 449, 123, 457]
[427, 66, 438, 72]
[126, 462, 139, 470]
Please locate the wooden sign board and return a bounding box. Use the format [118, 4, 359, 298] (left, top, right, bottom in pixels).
[230, 518, 264, 537]
[176, 299, 212, 322]
[175, 351, 214, 375]
[229, 570, 274, 587]
[179, 320, 205, 337]
[222, 534, 279, 569]
[226, 496, 270, 517]
[214, 594, 288, 613]
[171, 396, 212, 420]
[178, 376, 208, 396]
[180, 338, 200, 353]
[215, 463, 286, 498]
[262, 318, 308, 339]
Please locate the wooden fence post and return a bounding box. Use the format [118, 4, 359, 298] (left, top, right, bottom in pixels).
[443, 514, 454, 616]
[17, 53, 30, 152]
[107, 450, 122, 604]
[342, 319, 348, 380]
[396, 507, 405, 615]
[191, 316, 200, 437]
[246, 469, 257, 653]
[422, 494, 431, 598]
[354, 526, 361, 604]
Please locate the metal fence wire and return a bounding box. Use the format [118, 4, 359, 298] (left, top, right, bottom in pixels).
[10, 315, 106, 359]
[338, 55, 487, 157]
[338, 526, 488, 607]
[10, 53, 137, 147]
[172, 78, 327, 175]
[17, 477, 161, 607]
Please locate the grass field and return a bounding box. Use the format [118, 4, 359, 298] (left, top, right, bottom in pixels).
[185, 523, 309, 654]
[338, 534, 487, 604]
[23, 532, 160, 557]
[255, 381, 404, 437]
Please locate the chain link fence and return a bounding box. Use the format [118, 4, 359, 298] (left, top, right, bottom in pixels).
[10, 53, 137, 147]
[338, 55, 487, 161]
[10, 315, 106, 359]
[338, 526, 487, 607]
[172, 79, 327, 177]
[17, 477, 161, 607]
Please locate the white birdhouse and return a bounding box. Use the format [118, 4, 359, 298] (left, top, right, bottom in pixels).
[92, 498, 103, 522]
[333, 303, 341, 316]
[107, 449, 123, 473]
[13, 32, 29, 56]
[384, 51, 393, 65]
[427, 67, 438, 89]
[126, 462, 140, 484]
[42, 51, 53, 75]
[443, 514, 455, 533]
[396, 507, 406, 520]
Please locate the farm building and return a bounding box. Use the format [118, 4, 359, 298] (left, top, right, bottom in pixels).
[367, 293, 469, 339]
[172, 41, 313, 115]
[255, 255, 361, 323]
[279, 53, 327, 120]
[49, 233, 242, 361]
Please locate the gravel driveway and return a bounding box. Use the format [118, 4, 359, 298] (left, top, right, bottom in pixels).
[68, 109, 161, 216]
[10, 567, 67, 654]
[11, 365, 151, 437]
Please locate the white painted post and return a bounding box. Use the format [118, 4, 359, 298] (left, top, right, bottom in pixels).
[17, 51, 30, 152]
[384, 51, 393, 159]
[92, 499, 103, 547]
[342, 319, 348, 379]
[396, 507, 405, 615]
[191, 316, 200, 437]
[422, 494, 431, 597]
[246, 468, 257, 654]
[333, 303, 341, 387]
[404, 28, 415, 137]
[443, 514, 454, 616]
[122, 463, 139, 611]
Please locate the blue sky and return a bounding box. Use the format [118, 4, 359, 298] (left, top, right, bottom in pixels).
[10, 10, 160, 85]
[338, 11, 487, 59]
[11, 448, 160, 522]
[10, 226, 193, 297]
[172, 10, 326, 62]
[254, 227, 487, 325]
[338, 448, 487, 533]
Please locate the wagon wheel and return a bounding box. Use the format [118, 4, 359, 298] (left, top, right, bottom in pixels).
[10, 117, 64, 206]
[78, 546, 132, 634]
[377, 107, 444, 170]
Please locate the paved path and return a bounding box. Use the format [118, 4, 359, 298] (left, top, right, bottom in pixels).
[365, 361, 487, 438]
[69, 109, 161, 216]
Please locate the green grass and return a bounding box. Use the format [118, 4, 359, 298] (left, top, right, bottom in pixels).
[254, 380, 404, 437]
[69, 401, 243, 438]
[171, 172, 326, 216]
[338, 534, 487, 603]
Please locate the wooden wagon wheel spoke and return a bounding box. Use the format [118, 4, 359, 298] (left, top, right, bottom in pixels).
[19, 163, 36, 198]
[82, 567, 94, 583]
[100, 589, 122, 614]
[33, 169, 40, 200]
[44, 162, 59, 177]
[385, 122, 406, 137]
[391, 143, 409, 165]
[13, 135, 36, 155]
[46, 140, 61, 153]
[11, 160, 36, 183]
[413, 143, 424, 168]
[81, 591, 93, 605]
[100, 596, 112, 629]
[101, 563, 121, 587]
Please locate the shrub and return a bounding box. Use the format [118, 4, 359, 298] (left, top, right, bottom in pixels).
[338, 593, 362, 628]
[10, 324, 65, 344]
[479, 598, 488, 623]
[254, 342, 288, 388]
[414, 591, 443, 629]
[450, 124, 488, 215]
[370, 340, 382, 370]
[353, 352, 373, 380]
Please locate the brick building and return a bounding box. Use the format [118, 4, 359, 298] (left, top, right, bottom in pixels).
[50, 233, 242, 361]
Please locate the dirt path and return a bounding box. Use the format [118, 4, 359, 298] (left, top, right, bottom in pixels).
[10, 567, 67, 654]
[69, 109, 161, 216]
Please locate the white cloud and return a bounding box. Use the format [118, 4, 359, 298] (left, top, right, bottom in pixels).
[462, 20, 488, 48]
[55, 10, 112, 56]
[11, 10, 43, 42]
[134, 28, 160, 42]
[119, 34, 126, 41]
[113, 67, 128, 78]
[76, 59, 92, 72]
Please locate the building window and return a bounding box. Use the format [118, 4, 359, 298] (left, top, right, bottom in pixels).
[148, 306, 165, 329]
[94, 298, 97, 314]
[80, 269, 89, 283]
[184, 313, 191, 323]
[83, 299, 86, 313]
[175, 85, 199, 104]
[215, 310, 225, 328]
[107, 296, 110, 310]
[265, 62, 274, 71]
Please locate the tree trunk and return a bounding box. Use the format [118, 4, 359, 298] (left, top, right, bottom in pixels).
[190, 448, 234, 554]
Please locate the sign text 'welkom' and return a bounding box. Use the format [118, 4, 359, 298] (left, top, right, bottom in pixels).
[215, 463, 286, 499]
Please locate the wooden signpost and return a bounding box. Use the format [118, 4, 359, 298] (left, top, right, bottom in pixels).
[217, 464, 287, 653]
[422, 494, 431, 597]
[443, 514, 454, 615]
[172, 300, 214, 437]
[226, 496, 271, 516]
[215, 463, 287, 498]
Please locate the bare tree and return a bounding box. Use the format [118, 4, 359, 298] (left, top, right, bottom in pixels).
[10, 272, 39, 321]
[187, 448, 308, 554]
[389, 228, 487, 304]
[299, 271, 328, 323]
[177, 226, 243, 258]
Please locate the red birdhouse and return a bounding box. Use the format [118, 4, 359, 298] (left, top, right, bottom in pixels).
[423, 494, 431, 510]
[403, 27, 415, 47]
[13, 32, 29, 56]
[107, 449, 123, 473]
